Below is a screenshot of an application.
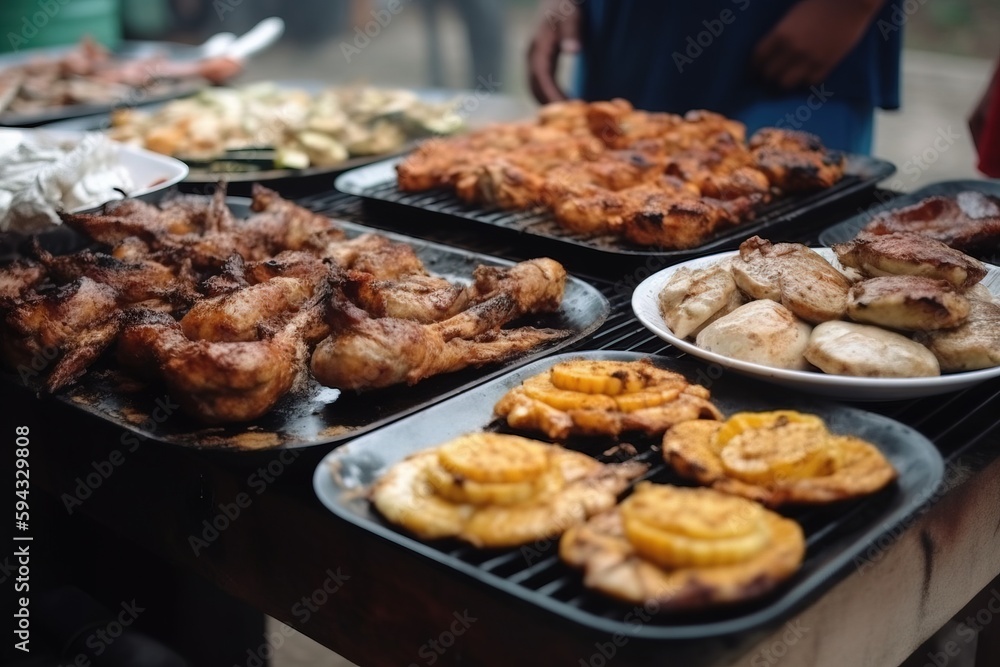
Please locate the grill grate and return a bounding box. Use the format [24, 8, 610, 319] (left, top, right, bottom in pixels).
[331, 154, 896, 259]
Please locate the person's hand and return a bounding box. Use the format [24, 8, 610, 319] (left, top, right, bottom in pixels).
[969, 62, 1000, 151]
[753, 0, 885, 90]
[527, 0, 582, 104]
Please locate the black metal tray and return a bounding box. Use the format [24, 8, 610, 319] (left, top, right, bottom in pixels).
[2, 213, 609, 453]
[818, 179, 1000, 263]
[0, 41, 215, 127]
[313, 350, 943, 641]
[334, 155, 896, 260]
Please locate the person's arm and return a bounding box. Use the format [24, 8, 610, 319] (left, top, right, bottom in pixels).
[527, 0, 581, 104]
[969, 54, 1000, 151]
[752, 0, 886, 90]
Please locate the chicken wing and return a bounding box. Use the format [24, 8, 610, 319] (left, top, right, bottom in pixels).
[118, 287, 328, 424]
[312, 277, 568, 392]
[1, 278, 121, 392]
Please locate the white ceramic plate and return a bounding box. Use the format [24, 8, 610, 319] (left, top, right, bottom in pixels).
[632, 248, 1000, 401]
[0, 128, 188, 213]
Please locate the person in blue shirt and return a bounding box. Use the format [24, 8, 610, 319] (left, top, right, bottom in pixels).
[528, 0, 903, 155]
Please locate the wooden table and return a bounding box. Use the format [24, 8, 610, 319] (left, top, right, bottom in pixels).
[11, 189, 1000, 667]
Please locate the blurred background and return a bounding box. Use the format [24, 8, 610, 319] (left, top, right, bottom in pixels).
[115, 0, 999, 193]
[2, 0, 997, 191]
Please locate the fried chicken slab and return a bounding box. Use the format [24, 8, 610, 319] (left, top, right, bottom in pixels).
[396, 99, 845, 248]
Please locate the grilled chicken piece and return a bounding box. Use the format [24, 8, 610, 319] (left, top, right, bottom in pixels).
[621, 195, 746, 250]
[248, 184, 346, 251]
[550, 180, 702, 236]
[862, 192, 1000, 252]
[343, 257, 565, 325]
[117, 293, 327, 424]
[468, 258, 567, 313]
[344, 272, 471, 322]
[731, 237, 850, 323]
[322, 234, 427, 280]
[847, 276, 970, 331]
[64, 184, 344, 270]
[312, 282, 568, 391]
[1, 278, 121, 392]
[33, 246, 197, 308]
[0, 260, 45, 300]
[454, 160, 549, 210]
[749, 128, 845, 192]
[543, 151, 665, 196]
[834, 232, 987, 289]
[915, 299, 1000, 371]
[804, 321, 940, 377]
[180, 277, 318, 342]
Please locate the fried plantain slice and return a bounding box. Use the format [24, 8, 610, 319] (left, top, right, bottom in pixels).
[437, 433, 550, 483]
[495, 358, 721, 439]
[663, 411, 897, 506]
[560, 483, 804, 610]
[549, 359, 650, 395]
[370, 433, 648, 548]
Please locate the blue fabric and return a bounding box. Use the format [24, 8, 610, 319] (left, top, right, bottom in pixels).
[739, 95, 874, 154]
[577, 0, 900, 154]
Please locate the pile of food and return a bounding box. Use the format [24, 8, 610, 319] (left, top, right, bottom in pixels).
[0, 131, 132, 233]
[0, 37, 240, 119]
[366, 359, 897, 611]
[109, 84, 464, 171]
[396, 98, 846, 249]
[658, 233, 999, 377]
[0, 185, 569, 424]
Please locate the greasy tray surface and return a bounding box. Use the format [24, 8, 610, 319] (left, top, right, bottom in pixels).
[314, 350, 943, 641]
[334, 154, 895, 259]
[818, 179, 1000, 263]
[0, 41, 210, 127]
[632, 248, 1000, 401]
[2, 218, 608, 452]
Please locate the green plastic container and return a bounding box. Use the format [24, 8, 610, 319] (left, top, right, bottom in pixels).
[1, 0, 121, 53]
